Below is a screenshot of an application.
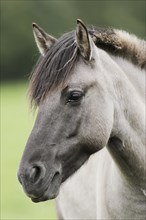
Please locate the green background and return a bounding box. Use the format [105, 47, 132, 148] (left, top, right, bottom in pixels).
[1, 0, 145, 219]
[1, 83, 57, 219]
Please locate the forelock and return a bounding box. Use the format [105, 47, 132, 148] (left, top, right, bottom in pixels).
[29, 31, 79, 107]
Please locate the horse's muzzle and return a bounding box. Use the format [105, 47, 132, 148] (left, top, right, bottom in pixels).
[17, 162, 62, 202]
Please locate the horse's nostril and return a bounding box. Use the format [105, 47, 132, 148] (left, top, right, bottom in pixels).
[30, 167, 40, 183]
[30, 164, 46, 183]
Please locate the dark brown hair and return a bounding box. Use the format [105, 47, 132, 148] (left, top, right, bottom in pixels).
[29, 26, 145, 107]
[29, 31, 80, 106]
[28, 27, 115, 107]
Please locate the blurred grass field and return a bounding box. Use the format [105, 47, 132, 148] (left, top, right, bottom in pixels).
[1, 82, 57, 220]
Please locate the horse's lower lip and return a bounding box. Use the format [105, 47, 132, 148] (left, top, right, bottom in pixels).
[31, 195, 47, 203]
[31, 187, 58, 203]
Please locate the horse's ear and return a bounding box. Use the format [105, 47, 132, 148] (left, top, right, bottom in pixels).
[76, 19, 93, 61]
[32, 23, 57, 56]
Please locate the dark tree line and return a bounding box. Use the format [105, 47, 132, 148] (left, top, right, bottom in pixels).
[1, 0, 145, 81]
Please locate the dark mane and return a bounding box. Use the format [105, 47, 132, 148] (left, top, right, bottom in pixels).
[29, 26, 145, 106]
[29, 31, 79, 106]
[29, 26, 111, 107]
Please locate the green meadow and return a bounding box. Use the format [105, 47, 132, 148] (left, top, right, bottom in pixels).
[1, 82, 57, 220]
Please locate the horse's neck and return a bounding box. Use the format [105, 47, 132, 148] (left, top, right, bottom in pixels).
[101, 53, 145, 188]
[111, 57, 145, 142]
[111, 56, 145, 100]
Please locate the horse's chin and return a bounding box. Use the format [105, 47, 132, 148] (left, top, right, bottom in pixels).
[31, 187, 59, 203]
[31, 172, 62, 203]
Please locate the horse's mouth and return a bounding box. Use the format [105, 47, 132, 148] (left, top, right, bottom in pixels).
[31, 172, 62, 203]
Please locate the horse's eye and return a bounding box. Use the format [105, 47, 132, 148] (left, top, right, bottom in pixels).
[67, 91, 83, 103]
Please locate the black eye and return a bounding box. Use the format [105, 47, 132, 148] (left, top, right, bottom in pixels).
[67, 91, 83, 104]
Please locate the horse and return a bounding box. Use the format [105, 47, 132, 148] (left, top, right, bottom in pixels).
[17, 19, 146, 219]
